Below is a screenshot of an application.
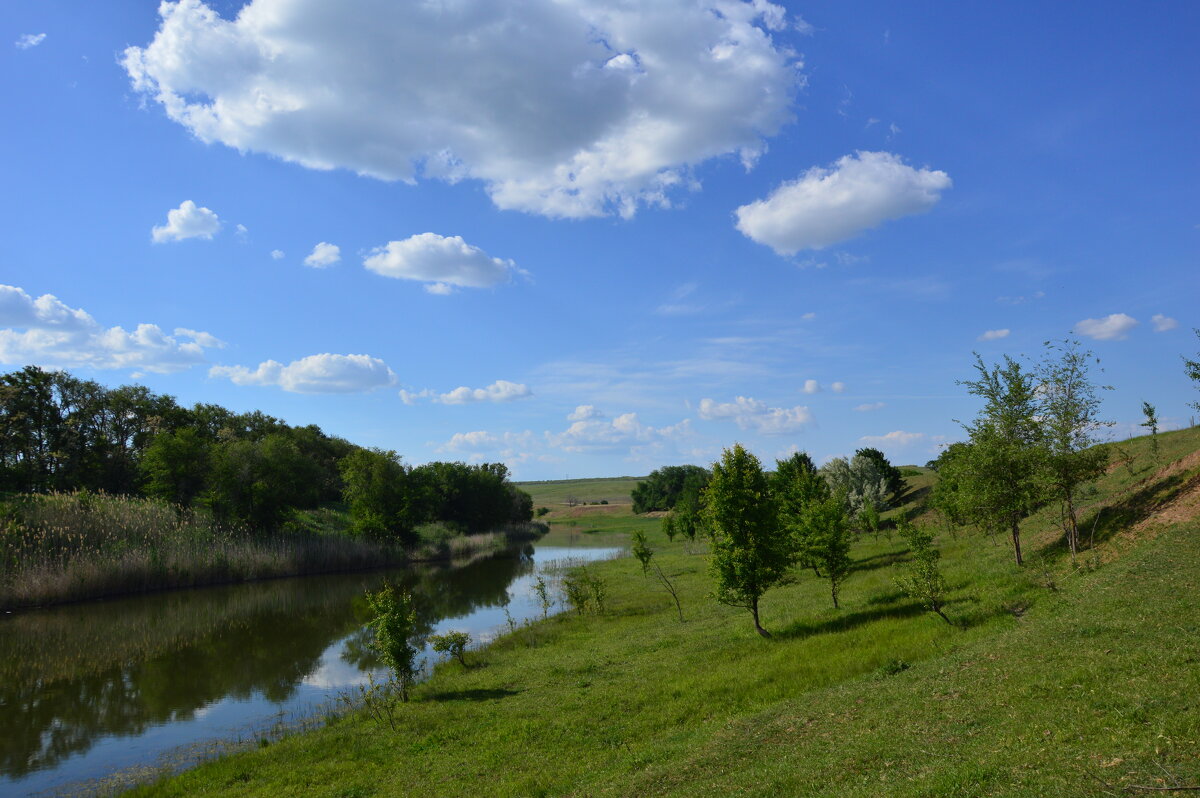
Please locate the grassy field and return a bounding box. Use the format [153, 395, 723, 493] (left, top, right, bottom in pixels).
[516, 476, 645, 508]
[128, 428, 1200, 797]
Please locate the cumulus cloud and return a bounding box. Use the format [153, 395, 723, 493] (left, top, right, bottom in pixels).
[437, 380, 531, 404]
[550, 412, 691, 453]
[567, 405, 604, 422]
[698, 396, 812, 434]
[363, 233, 521, 293]
[1074, 313, 1138, 341]
[1152, 314, 1178, 333]
[734, 151, 951, 254]
[855, 402, 885, 412]
[860, 430, 924, 447]
[0, 284, 221, 373]
[210, 353, 395, 393]
[123, 0, 800, 219]
[831, 381, 846, 393]
[304, 242, 341, 268]
[801, 379, 821, 394]
[16, 33, 46, 50]
[270, 249, 285, 260]
[151, 200, 221, 242]
[978, 328, 1010, 341]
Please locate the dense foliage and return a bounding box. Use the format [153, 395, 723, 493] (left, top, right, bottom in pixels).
[631, 464, 709, 513]
[0, 366, 532, 542]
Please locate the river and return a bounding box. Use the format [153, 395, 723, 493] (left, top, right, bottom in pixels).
[0, 537, 622, 796]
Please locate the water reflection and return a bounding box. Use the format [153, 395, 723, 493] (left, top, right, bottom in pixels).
[0, 543, 618, 795]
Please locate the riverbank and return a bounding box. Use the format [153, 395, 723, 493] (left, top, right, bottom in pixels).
[0, 491, 546, 611]
[125, 429, 1200, 797]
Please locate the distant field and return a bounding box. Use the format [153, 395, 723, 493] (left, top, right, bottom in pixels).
[515, 475, 645, 507]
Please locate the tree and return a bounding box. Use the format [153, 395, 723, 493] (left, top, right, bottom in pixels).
[631, 464, 710, 513]
[1036, 340, 1110, 562]
[140, 428, 211, 508]
[893, 518, 952, 625]
[365, 584, 418, 701]
[956, 355, 1043, 565]
[340, 448, 420, 545]
[704, 444, 791, 637]
[803, 494, 852, 608]
[820, 454, 890, 516]
[1185, 328, 1200, 412]
[430, 630, 471, 667]
[1140, 401, 1160, 461]
[854, 447, 904, 504]
[631, 530, 653, 575]
[772, 451, 830, 575]
[661, 514, 677, 543]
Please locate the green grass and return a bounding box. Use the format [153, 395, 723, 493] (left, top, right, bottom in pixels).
[516, 475, 645, 507]
[126, 427, 1200, 796]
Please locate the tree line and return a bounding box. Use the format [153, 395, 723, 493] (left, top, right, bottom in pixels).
[0, 366, 532, 541]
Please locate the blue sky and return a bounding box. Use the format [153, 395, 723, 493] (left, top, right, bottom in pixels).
[3, 0, 1197, 479]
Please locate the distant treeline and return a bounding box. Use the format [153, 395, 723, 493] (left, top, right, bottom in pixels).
[0, 366, 532, 541]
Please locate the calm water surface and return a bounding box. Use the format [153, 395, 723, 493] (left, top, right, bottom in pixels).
[0, 538, 621, 796]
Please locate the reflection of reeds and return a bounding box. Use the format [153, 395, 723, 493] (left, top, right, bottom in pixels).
[0, 493, 548, 610]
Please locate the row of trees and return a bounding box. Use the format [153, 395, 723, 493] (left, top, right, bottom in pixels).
[0, 366, 532, 540]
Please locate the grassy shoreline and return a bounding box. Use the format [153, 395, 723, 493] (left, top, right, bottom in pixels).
[122, 428, 1200, 797]
[0, 492, 546, 611]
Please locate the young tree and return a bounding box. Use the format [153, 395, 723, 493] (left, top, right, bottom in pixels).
[772, 451, 830, 576]
[704, 444, 792, 637]
[429, 630, 471, 667]
[661, 513, 677, 543]
[893, 518, 952, 626]
[631, 530, 653, 575]
[366, 584, 418, 701]
[803, 494, 852, 609]
[957, 354, 1043, 565]
[1037, 340, 1111, 562]
[1140, 401, 1160, 461]
[1185, 328, 1200, 412]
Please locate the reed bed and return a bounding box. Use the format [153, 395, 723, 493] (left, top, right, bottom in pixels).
[0, 493, 547, 610]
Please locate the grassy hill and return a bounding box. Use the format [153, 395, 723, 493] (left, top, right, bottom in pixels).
[516, 475, 645, 507]
[130, 427, 1200, 797]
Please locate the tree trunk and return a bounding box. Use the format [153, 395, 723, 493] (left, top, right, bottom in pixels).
[1011, 519, 1024, 565]
[751, 598, 771, 638]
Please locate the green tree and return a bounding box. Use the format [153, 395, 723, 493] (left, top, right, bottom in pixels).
[365, 584, 418, 701]
[661, 513, 677, 543]
[429, 630, 471, 667]
[893, 518, 952, 625]
[854, 446, 904, 504]
[140, 428, 211, 507]
[339, 448, 420, 545]
[205, 433, 321, 532]
[704, 444, 791, 637]
[631, 464, 710, 513]
[772, 451, 830, 576]
[1036, 340, 1110, 562]
[803, 494, 852, 609]
[1140, 401, 1160, 461]
[957, 355, 1043, 565]
[1185, 329, 1200, 412]
[631, 530, 653, 575]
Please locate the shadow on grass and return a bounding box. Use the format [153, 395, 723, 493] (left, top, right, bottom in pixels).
[850, 550, 910, 574]
[775, 601, 927, 640]
[1037, 469, 1200, 559]
[425, 688, 520, 703]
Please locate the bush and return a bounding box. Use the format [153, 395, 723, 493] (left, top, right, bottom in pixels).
[430, 630, 471, 667]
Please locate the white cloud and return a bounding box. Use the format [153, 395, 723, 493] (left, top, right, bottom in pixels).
[210, 353, 395, 393]
[235, 223, 249, 239]
[978, 328, 1010, 341]
[549, 412, 691, 453]
[123, 0, 800, 220]
[363, 233, 520, 293]
[698, 395, 812, 435]
[270, 249, 285, 260]
[831, 381, 846, 393]
[151, 200, 221, 243]
[859, 430, 924, 447]
[0, 284, 221, 373]
[734, 151, 951, 254]
[398, 388, 434, 405]
[437, 380, 531, 404]
[801, 379, 820, 394]
[801, 312, 816, 320]
[1152, 314, 1179, 333]
[16, 33, 46, 50]
[1074, 313, 1138, 341]
[855, 402, 885, 412]
[304, 242, 340, 268]
[567, 404, 605, 422]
